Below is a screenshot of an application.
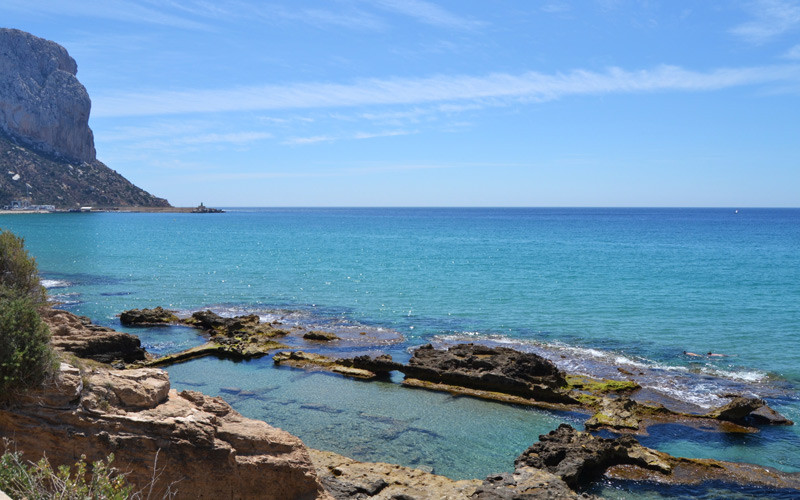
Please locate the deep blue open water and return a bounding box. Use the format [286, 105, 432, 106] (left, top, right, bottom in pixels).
[2, 207, 799, 498]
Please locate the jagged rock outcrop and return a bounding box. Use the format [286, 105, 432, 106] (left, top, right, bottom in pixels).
[120, 306, 180, 326]
[515, 424, 672, 490]
[42, 308, 146, 364]
[0, 363, 329, 500]
[401, 344, 575, 404]
[0, 28, 169, 208]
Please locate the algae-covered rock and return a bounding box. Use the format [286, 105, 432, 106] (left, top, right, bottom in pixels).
[304, 331, 340, 342]
[119, 306, 179, 325]
[585, 396, 641, 431]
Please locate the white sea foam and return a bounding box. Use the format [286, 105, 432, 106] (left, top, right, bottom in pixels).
[431, 330, 776, 409]
[42, 279, 70, 289]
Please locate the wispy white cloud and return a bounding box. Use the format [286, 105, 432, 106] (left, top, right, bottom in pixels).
[731, 0, 800, 43]
[93, 64, 800, 117]
[784, 43, 800, 58]
[352, 129, 416, 140]
[369, 0, 483, 30]
[0, 0, 211, 30]
[282, 135, 335, 145]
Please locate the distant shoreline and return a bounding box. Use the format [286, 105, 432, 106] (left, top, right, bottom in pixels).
[0, 206, 223, 215]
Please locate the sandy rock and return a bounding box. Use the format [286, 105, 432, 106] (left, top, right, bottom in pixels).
[0, 364, 328, 500]
[20, 362, 83, 409]
[83, 368, 170, 411]
[309, 448, 480, 500]
[42, 308, 146, 364]
[472, 468, 591, 499]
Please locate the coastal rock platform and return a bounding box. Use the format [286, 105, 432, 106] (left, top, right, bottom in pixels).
[0, 363, 328, 500]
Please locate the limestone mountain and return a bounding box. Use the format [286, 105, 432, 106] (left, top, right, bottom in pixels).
[0, 28, 168, 208]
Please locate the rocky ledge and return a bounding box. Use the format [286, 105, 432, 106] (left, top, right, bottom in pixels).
[42, 308, 147, 365]
[118, 307, 402, 367]
[310, 423, 800, 499]
[271, 343, 793, 436]
[0, 363, 328, 499]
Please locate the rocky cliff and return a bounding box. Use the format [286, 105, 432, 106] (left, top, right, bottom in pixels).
[0, 28, 168, 208]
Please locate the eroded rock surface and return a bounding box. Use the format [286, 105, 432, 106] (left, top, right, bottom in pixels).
[516, 424, 671, 490]
[42, 308, 146, 364]
[400, 344, 575, 404]
[1, 363, 328, 500]
[120, 306, 179, 326]
[309, 449, 481, 500]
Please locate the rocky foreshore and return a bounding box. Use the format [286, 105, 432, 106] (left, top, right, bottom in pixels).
[1, 362, 328, 499]
[6, 306, 797, 499]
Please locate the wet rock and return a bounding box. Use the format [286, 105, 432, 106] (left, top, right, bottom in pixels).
[341, 354, 404, 374]
[274, 351, 376, 379]
[119, 306, 179, 325]
[402, 343, 575, 404]
[42, 308, 146, 363]
[706, 396, 766, 423]
[584, 396, 641, 431]
[304, 331, 341, 342]
[516, 424, 671, 490]
[748, 404, 794, 425]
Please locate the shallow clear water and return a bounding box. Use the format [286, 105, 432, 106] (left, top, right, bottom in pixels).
[3, 208, 799, 493]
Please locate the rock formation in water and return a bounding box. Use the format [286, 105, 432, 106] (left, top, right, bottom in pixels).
[0, 28, 169, 208]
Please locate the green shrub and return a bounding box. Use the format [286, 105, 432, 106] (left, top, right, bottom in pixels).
[0, 447, 133, 499]
[0, 229, 47, 306]
[0, 295, 57, 398]
[0, 229, 56, 400]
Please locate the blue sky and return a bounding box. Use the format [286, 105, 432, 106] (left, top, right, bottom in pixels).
[3, 1, 799, 207]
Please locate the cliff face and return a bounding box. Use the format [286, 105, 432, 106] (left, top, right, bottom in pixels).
[0, 29, 169, 208]
[0, 28, 95, 163]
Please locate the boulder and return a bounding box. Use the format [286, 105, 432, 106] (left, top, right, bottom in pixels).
[120, 307, 179, 325]
[0, 363, 328, 500]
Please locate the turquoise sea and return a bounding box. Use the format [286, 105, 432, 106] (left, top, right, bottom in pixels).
[2, 207, 799, 498]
